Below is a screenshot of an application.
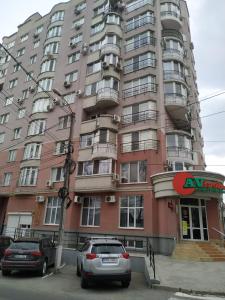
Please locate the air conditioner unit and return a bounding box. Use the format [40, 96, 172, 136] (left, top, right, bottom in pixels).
[114, 62, 122, 72]
[36, 196, 45, 203]
[29, 86, 35, 93]
[74, 195, 83, 203]
[105, 195, 116, 203]
[102, 61, 109, 70]
[117, 2, 126, 10]
[69, 41, 77, 48]
[47, 53, 54, 60]
[112, 114, 121, 123]
[81, 44, 88, 55]
[46, 180, 54, 189]
[112, 174, 120, 181]
[74, 8, 81, 15]
[64, 81, 71, 88]
[75, 24, 81, 30]
[33, 33, 39, 39]
[76, 90, 83, 97]
[17, 98, 24, 105]
[47, 103, 54, 112]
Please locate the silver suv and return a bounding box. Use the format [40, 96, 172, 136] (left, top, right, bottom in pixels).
[76, 237, 131, 289]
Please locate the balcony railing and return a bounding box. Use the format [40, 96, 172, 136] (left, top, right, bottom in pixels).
[126, 0, 154, 13]
[161, 11, 181, 19]
[100, 43, 121, 57]
[97, 88, 119, 105]
[163, 48, 184, 61]
[121, 110, 157, 125]
[162, 29, 183, 42]
[121, 139, 158, 153]
[167, 146, 193, 160]
[92, 142, 117, 160]
[124, 58, 156, 74]
[125, 36, 156, 52]
[125, 15, 155, 32]
[163, 70, 185, 82]
[164, 93, 187, 106]
[123, 82, 157, 98]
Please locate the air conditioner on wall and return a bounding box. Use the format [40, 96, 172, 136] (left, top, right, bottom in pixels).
[47, 103, 54, 112]
[64, 81, 71, 88]
[112, 174, 120, 181]
[36, 196, 45, 203]
[76, 90, 83, 97]
[69, 41, 77, 48]
[29, 86, 35, 93]
[17, 98, 24, 105]
[112, 114, 121, 123]
[74, 8, 81, 15]
[74, 196, 83, 203]
[102, 61, 109, 70]
[46, 180, 54, 189]
[105, 195, 116, 203]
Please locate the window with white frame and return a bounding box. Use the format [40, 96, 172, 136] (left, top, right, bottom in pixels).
[124, 52, 156, 74]
[17, 48, 25, 57]
[101, 34, 120, 47]
[164, 38, 184, 54]
[3, 173, 12, 186]
[51, 11, 64, 23]
[41, 59, 56, 73]
[8, 149, 17, 162]
[30, 55, 37, 64]
[75, 1, 86, 12]
[0, 68, 7, 78]
[121, 161, 147, 183]
[44, 42, 59, 55]
[77, 159, 112, 176]
[65, 71, 78, 82]
[163, 61, 185, 79]
[103, 53, 119, 65]
[106, 14, 120, 25]
[0, 113, 9, 124]
[47, 26, 62, 38]
[18, 108, 26, 119]
[123, 75, 156, 98]
[59, 115, 71, 129]
[122, 129, 157, 152]
[168, 161, 193, 172]
[89, 41, 101, 52]
[126, 11, 155, 32]
[51, 167, 64, 182]
[122, 101, 157, 124]
[125, 31, 155, 52]
[126, 0, 154, 13]
[0, 132, 5, 143]
[84, 82, 98, 96]
[23, 143, 42, 160]
[28, 120, 46, 136]
[68, 51, 80, 64]
[33, 40, 40, 48]
[166, 134, 192, 151]
[164, 82, 187, 98]
[5, 96, 14, 106]
[87, 61, 101, 75]
[19, 167, 38, 186]
[70, 33, 83, 45]
[55, 140, 69, 155]
[120, 195, 144, 228]
[32, 98, 50, 113]
[63, 93, 76, 105]
[6, 41, 15, 49]
[22, 89, 29, 99]
[13, 63, 21, 72]
[161, 2, 180, 17]
[26, 72, 34, 82]
[80, 133, 94, 148]
[20, 33, 28, 42]
[37, 78, 53, 92]
[35, 25, 43, 34]
[72, 17, 84, 29]
[45, 197, 62, 225]
[81, 197, 101, 227]
[91, 22, 104, 35]
[93, 2, 108, 16]
[13, 128, 21, 139]
[9, 78, 18, 89]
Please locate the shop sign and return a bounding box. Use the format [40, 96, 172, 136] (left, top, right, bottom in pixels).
[173, 172, 225, 196]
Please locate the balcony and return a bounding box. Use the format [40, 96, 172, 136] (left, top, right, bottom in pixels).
[80, 115, 119, 134]
[167, 146, 193, 164]
[162, 29, 183, 42]
[96, 88, 119, 108]
[92, 143, 117, 160]
[125, 15, 155, 32]
[125, 36, 156, 53]
[100, 43, 120, 57]
[121, 110, 157, 126]
[165, 93, 188, 124]
[161, 11, 182, 30]
[123, 57, 156, 74]
[121, 139, 158, 153]
[163, 48, 184, 63]
[123, 82, 157, 99]
[163, 70, 186, 85]
[75, 174, 117, 192]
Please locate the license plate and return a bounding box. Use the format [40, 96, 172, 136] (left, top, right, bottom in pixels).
[14, 255, 27, 259]
[102, 258, 117, 263]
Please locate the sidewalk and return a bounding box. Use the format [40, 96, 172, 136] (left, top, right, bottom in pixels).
[153, 255, 225, 295]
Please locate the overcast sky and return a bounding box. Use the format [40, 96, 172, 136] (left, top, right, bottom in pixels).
[0, 0, 225, 177]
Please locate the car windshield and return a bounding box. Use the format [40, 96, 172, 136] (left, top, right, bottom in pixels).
[91, 244, 125, 254]
[10, 242, 39, 250]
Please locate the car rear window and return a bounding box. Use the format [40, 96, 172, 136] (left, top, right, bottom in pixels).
[0, 238, 11, 247]
[91, 244, 125, 254]
[10, 242, 39, 250]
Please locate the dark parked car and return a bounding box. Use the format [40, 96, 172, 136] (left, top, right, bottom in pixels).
[0, 236, 14, 263]
[1, 237, 56, 276]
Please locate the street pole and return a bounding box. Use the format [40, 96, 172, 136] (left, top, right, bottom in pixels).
[55, 111, 76, 271]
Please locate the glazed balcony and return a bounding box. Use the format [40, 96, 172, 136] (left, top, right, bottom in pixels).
[96, 88, 119, 108]
[80, 115, 119, 135]
[100, 43, 121, 58]
[163, 70, 186, 85]
[92, 143, 117, 160]
[121, 139, 158, 153]
[122, 82, 157, 99]
[163, 48, 184, 63]
[161, 11, 182, 30]
[165, 93, 188, 124]
[75, 174, 117, 192]
[167, 146, 193, 164]
[162, 29, 183, 43]
[121, 110, 157, 126]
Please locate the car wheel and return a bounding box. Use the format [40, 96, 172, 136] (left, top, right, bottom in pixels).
[81, 276, 88, 289]
[76, 262, 81, 277]
[38, 260, 47, 276]
[121, 280, 130, 288]
[2, 269, 11, 276]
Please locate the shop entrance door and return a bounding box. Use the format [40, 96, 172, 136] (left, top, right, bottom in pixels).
[180, 199, 208, 241]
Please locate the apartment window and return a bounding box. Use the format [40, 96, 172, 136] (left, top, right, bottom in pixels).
[70, 33, 83, 46]
[30, 55, 37, 64]
[55, 140, 69, 154]
[120, 195, 144, 228]
[124, 52, 156, 74]
[81, 197, 101, 227]
[91, 22, 104, 35]
[18, 108, 26, 119]
[122, 101, 157, 124]
[164, 39, 184, 54]
[3, 173, 12, 186]
[80, 133, 94, 148]
[63, 92, 76, 104]
[87, 61, 101, 75]
[65, 71, 78, 82]
[68, 51, 80, 64]
[13, 128, 21, 139]
[72, 17, 84, 29]
[126, 0, 154, 13]
[84, 82, 97, 96]
[19, 167, 38, 186]
[121, 161, 147, 183]
[37, 78, 53, 92]
[106, 14, 120, 25]
[126, 11, 155, 32]
[47, 26, 62, 38]
[163, 61, 185, 79]
[59, 115, 71, 129]
[40, 59, 56, 73]
[32, 98, 50, 113]
[122, 129, 157, 152]
[75, 1, 86, 12]
[35, 25, 43, 34]
[0, 132, 5, 144]
[22, 89, 29, 99]
[28, 120, 46, 136]
[51, 167, 64, 182]
[0, 113, 9, 124]
[26, 72, 34, 82]
[164, 82, 187, 98]
[89, 41, 101, 52]
[0, 68, 7, 78]
[166, 134, 192, 152]
[161, 2, 180, 18]
[6, 41, 15, 49]
[9, 79, 18, 89]
[8, 150, 17, 162]
[168, 161, 193, 172]
[123, 75, 156, 98]
[51, 11, 64, 23]
[45, 197, 62, 225]
[17, 48, 25, 57]
[103, 53, 118, 65]
[44, 42, 59, 55]
[94, 2, 108, 16]
[23, 143, 42, 160]
[20, 34, 28, 42]
[77, 159, 112, 175]
[125, 31, 155, 52]
[13, 63, 21, 72]
[33, 40, 40, 48]
[5, 96, 14, 106]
